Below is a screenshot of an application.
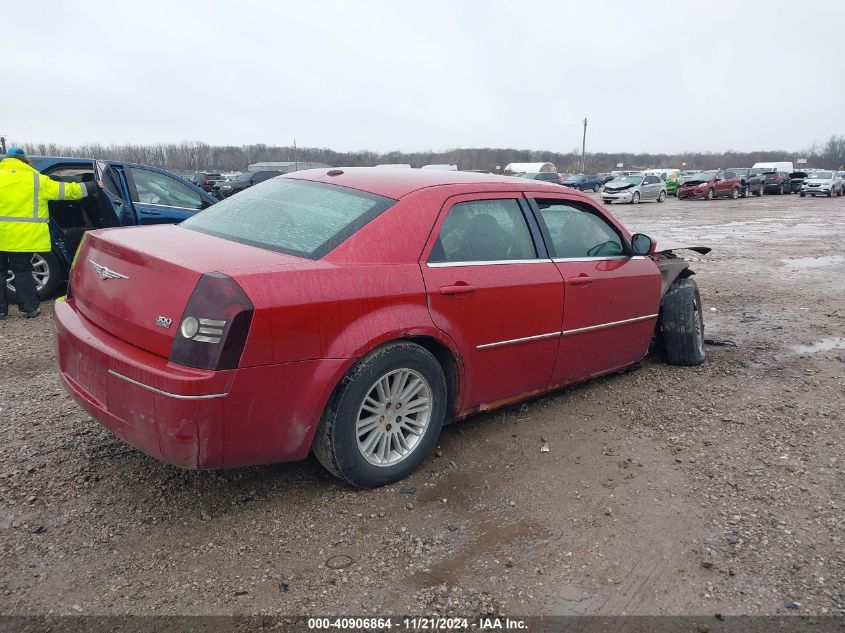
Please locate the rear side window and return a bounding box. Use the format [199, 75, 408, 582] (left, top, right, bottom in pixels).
[535, 200, 625, 258]
[182, 179, 395, 259]
[128, 167, 204, 210]
[429, 199, 537, 263]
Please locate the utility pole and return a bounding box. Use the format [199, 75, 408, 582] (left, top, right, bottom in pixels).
[581, 117, 588, 173]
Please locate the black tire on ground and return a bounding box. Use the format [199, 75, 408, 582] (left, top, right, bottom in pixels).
[705, 188, 714, 200]
[657, 190, 666, 203]
[827, 189, 833, 197]
[754, 186, 763, 196]
[5, 252, 63, 304]
[593, 184, 600, 192]
[632, 191, 640, 204]
[312, 341, 447, 488]
[779, 184, 784, 195]
[741, 186, 749, 198]
[800, 193, 806, 197]
[659, 277, 706, 366]
[731, 187, 740, 199]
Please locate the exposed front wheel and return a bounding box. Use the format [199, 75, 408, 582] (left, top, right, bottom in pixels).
[657, 190, 666, 203]
[754, 185, 763, 196]
[593, 184, 600, 192]
[632, 191, 641, 204]
[659, 277, 705, 366]
[313, 342, 447, 487]
[705, 188, 714, 201]
[779, 184, 785, 195]
[731, 187, 740, 199]
[5, 252, 63, 303]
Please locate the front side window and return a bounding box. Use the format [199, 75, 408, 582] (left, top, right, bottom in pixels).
[129, 167, 204, 210]
[182, 178, 395, 259]
[429, 199, 537, 263]
[536, 200, 626, 259]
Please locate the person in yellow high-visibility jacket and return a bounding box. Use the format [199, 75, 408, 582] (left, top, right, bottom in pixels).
[0, 147, 100, 318]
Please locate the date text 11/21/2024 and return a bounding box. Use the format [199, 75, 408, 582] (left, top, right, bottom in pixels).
[307, 617, 528, 630]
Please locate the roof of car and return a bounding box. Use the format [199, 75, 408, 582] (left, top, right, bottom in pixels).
[285, 167, 565, 199]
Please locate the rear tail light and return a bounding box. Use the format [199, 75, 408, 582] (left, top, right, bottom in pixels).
[169, 272, 254, 370]
[774, 175, 782, 183]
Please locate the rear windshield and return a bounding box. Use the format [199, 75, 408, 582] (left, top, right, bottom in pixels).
[182, 178, 395, 259]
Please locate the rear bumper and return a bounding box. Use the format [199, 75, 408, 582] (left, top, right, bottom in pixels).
[54, 299, 347, 469]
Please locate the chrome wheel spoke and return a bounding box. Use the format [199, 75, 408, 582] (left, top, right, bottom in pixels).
[403, 398, 430, 416]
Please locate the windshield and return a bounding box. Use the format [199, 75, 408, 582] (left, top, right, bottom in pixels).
[609, 176, 642, 185]
[182, 179, 396, 259]
[732, 168, 750, 176]
[565, 174, 586, 181]
[688, 171, 717, 181]
[234, 172, 254, 182]
[812, 171, 833, 179]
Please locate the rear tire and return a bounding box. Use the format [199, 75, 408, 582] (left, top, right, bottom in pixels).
[313, 342, 447, 488]
[660, 277, 705, 366]
[754, 185, 763, 196]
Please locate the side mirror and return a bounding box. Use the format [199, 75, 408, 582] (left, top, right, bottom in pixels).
[631, 233, 654, 256]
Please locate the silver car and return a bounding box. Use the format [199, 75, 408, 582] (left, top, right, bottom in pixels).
[799, 170, 843, 197]
[601, 173, 667, 204]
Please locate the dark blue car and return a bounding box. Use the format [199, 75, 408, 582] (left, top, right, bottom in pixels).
[5, 157, 217, 301]
[562, 173, 604, 192]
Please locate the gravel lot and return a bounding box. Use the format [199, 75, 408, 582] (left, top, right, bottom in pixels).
[0, 192, 842, 617]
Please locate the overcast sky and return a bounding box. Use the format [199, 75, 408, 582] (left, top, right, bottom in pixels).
[3, 0, 843, 154]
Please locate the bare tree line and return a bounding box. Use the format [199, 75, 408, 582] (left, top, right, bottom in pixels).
[18, 134, 845, 173]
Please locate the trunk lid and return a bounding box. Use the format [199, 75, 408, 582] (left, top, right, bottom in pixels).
[71, 225, 302, 357]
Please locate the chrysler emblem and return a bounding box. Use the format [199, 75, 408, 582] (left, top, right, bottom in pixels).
[89, 260, 129, 281]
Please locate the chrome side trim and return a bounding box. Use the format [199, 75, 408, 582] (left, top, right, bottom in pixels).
[561, 313, 658, 337]
[476, 331, 561, 350]
[427, 259, 551, 268]
[552, 255, 646, 263]
[137, 201, 202, 211]
[108, 370, 228, 400]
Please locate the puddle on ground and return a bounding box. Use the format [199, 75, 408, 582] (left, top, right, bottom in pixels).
[790, 338, 845, 354]
[408, 467, 551, 588]
[782, 255, 845, 269]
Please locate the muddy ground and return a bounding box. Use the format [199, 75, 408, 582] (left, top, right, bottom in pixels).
[0, 192, 842, 617]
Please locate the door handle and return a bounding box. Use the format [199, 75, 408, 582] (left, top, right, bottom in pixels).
[439, 283, 476, 295]
[569, 275, 594, 286]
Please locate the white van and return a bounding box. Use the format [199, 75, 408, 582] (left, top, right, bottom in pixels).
[753, 161, 794, 173]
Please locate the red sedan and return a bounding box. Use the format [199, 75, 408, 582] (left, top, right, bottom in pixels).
[54, 169, 710, 487]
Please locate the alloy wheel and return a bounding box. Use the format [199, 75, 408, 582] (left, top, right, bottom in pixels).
[5, 254, 49, 293]
[355, 368, 433, 467]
